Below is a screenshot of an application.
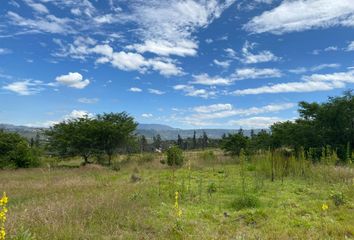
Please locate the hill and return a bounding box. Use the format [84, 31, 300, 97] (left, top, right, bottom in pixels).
[0, 123, 265, 140]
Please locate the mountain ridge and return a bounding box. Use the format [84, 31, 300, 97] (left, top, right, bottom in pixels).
[0, 123, 266, 140]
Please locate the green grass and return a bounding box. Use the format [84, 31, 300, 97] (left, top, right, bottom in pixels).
[0, 151, 353, 239]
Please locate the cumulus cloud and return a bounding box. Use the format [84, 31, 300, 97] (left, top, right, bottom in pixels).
[240, 41, 280, 64]
[245, 0, 354, 34]
[173, 85, 217, 99]
[189, 103, 295, 120]
[78, 97, 99, 104]
[232, 68, 282, 80]
[194, 104, 233, 113]
[124, 0, 235, 56]
[55, 72, 90, 89]
[234, 80, 345, 95]
[213, 59, 231, 68]
[2, 80, 43, 95]
[90, 44, 184, 76]
[148, 88, 165, 95]
[289, 63, 341, 74]
[229, 117, 284, 129]
[191, 74, 232, 86]
[129, 87, 142, 92]
[66, 109, 93, 119]
[142, 113, 153, 118]
[347, 41, 354, 51]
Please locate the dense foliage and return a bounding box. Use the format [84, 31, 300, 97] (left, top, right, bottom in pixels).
[221, 91, 353, 162]
[46, 112, 137, 164]
[166, 145, 184, 167]
[0, 130, 39, 168]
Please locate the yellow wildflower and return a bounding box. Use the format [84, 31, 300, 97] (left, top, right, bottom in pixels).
[174, 191, 182, 218]
[0, 192, 8, 240]
[322, 203, 329, 211]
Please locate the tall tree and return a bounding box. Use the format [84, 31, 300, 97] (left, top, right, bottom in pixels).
[153, 134, 162, 150]
[192, 131, 197, 149]
[96, 112, 137, 165]
[177, 134, 183, 149]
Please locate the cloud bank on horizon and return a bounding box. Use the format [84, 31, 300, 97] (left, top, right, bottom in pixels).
[0, 0, 353, 129]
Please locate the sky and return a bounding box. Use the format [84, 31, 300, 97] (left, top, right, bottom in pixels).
[0, 0, 353, 129]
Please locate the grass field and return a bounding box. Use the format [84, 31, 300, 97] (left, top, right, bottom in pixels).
[0, 150, 353, 239]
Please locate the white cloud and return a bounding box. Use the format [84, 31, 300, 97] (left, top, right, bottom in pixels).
[7, 11, 73, 34]
[127, 40, 197, 57]
[245, 0, 354, 34]
[129, 87, 142, 92]
[142, 113, 153, 118]
[194, 104, 233, 113]
[232, 68, 282, 80]
[191, 73, 232, 86]
[241, 41, 280, 64]
[224, 48, 237, 58]
[213, 59, 231, 68]
[124, 0, 235, 57]
[2, 80, 43, 95]
[24, 0, 49, 14]
[66, 110, 93, 119]
[302, 70, 354, 83]
[229, 117, 284, 129]
[148, 88, 165, 95]
[347, 41, 354, 51]
[324, 46, 339, 52]
[289, 63, 341, 74]
[55, 72, 90, 89]
[78, 97, 99, 104]
[90, 44, 184, 76]
[311, 63, 341, 72]
[234, 81, 345, 95]
[0, 48, 12, 55]
[205, 38, 213, 44]
[189, 103, 294, 120]
[173, 85, 217, 99]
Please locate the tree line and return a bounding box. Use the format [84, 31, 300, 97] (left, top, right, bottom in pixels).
[0, 91, 352, 168]
[222, 91, 353, 163]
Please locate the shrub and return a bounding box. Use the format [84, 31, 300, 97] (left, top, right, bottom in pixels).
[0, 131, 40, 168]
[207, 182, 217, 196]
[331, 192, 346, 206]
[200, 150, 216, 162]
[166, 146, 184, 167]
[231, 194, 260, 210]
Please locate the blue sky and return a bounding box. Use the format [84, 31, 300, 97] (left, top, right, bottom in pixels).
[0, 0, 354, 129]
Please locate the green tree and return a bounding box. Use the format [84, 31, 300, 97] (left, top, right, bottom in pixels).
[153, 134, 162, 150]
[221, 133, 249, 156]
[139, 135, 148, 153]
[46, 116, 98, 164]
[0, 130, 39, 168]
[96, 112, 137, 165]
[166, 145, 184, 167]
[177, 134, 183, 149]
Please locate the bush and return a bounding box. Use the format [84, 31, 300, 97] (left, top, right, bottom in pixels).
[200, 150, 216, 162]
[207, 182, 217, 196]
[166, 145, 184, 167]
[0, 131, 40, 168]
[331, 192, 346, 206]
[231, 194, 260, 210]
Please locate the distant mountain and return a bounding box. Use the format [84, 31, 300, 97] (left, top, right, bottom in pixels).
[0, 123, 44, 139]
[137, 124, 177, 131]
[1, 123, 266, 140]
[136, 128, 264, 140]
